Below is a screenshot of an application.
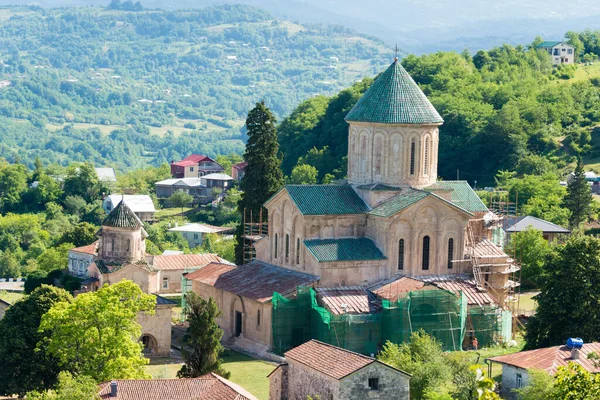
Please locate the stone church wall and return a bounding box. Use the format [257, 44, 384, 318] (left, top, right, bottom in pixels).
[137, 304, 172, 357]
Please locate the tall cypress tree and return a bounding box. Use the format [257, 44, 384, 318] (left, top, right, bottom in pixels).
[235, 101, 284, 264]
[564, 157, 592, 229]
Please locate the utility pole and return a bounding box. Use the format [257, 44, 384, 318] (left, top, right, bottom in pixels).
[457, 169, 459, 181]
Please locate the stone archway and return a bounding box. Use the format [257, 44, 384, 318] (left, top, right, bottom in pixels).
[140, 334, 158, 356]
[229, 296, 245, 338]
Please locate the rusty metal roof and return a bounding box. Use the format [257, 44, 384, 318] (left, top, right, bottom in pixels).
[430, 279, 495, 307]
[369, 275, 425, 302]
[285, 340, 410, 380]
[151, 253, 230, 271]
[489, 342, 600, 374]
[69, 241, 98, 255]
[193, 261, 319, 303]
[315, 286, 380, 315]
[185, 263, 237, 286]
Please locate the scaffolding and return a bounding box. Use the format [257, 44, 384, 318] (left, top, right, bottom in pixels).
[242, 208, 268, 264]
[272, 286, 507, 356]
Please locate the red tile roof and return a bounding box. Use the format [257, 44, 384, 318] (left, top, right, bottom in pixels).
[315, 286, 380, 315]
[186, 262, 237, 285]
[151, 253, 228, 271]
[284, 340, 409, 380]
[97, 374, 257, 400]
[489, 342, 600, 374]
[172, 160, 198, 167]
[70, 241, 99, 255]
[370, 276, 425, 302]
[431, 279, 495, 306]
[473, 239, 508, 258]
[233, 161, 248, 170]
[192, 260, 319, 303]
[183, 154, 211, 163]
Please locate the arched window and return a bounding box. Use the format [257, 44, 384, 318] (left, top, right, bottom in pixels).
[274, 234, 278, 259]
[126, 239, 131, 252]
[424, 137, 430, 175]
[296, 238, 301, 265]
[285, 234, 290, 262]
[410, 139, 416, 175]
[447, 238, 454, 269]
[398, 239, 405, 270]
[374, 136, 383, 176]
[422, 236, 430, 270]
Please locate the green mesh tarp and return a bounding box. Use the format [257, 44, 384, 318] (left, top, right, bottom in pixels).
[272, 286, 504, 355]
[502, 310, 513, 342]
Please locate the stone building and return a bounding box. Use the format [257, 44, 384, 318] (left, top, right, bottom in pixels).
[269, 340, 410, 400]
[0, 298, 10, 319]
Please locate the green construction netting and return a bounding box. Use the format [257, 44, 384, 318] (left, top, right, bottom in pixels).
[271, 286, 508, 355]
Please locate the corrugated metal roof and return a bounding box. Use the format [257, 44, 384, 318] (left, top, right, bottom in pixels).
[95, 167, 117, 182]
[202, 173, 233, 181]
[105, 194, 156, 213]
[425, 181, 488, 213]
[345, 59, 443, 125]
[185, 262, 237, 286]
[304, 238, 386, 262]
[504, 216, 570, 234]
[283, 185, 369, 215]
[168, 223, 233, 234]
[194, 260, 319, 303]
[369, 275, 425, 301]
[69, 241, 98, 255]
[151, 253, 230, 271]
[490, 342, 600, 374]
[315, 286, 380, 315]
[473, 239, 508, 258]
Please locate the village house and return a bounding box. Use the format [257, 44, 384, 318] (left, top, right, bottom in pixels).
[155, 177, 210, 200]
[67, 241, 98, 277]
[97, 374, 258, 400]
[170, 154, 225, 178]
[168, 222, 234, 249]
[189, 58, 518, 357]
[269, 340, 410, 400]
[202, 172, 234, 190]
[102, 194, 156, 222]
[232, 161, 248, 181]
[0, 298, 10, 319]
[499, 215, 570, 244]
[536, 41, 575, 65]
[488, 340, 600, 399]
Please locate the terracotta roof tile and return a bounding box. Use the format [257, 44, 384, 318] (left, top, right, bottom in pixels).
[430, 279, 494, 306]
[490, 342, 600, 374]
[151, 253, 229, 271]
[370, 276, 425, 302]
[472, 239, 507, 258]
[97, 374, 257, 400]
[70, 241, 98, 255]
[315, 286, 380, 315]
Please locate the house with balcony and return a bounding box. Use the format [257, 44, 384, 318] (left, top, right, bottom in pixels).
[537, 41, 575, 65]
[170, 154, 225, 178]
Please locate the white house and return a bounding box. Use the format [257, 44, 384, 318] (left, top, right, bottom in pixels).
[95, 167, 117, 182]
[103, 195, 156, 222]
[537, 41, 575, 65]
[68, 241, 98, 277]
[168, 223, 234, 248]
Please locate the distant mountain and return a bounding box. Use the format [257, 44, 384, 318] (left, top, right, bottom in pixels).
[6, 0, 600, 53]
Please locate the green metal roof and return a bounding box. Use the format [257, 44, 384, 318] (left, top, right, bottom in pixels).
[536, 41, 563, 48]
[304, 238, 386, 262]
[345, 59, 443, 125]
[102, 199, 142, 229]
[425, 181, 488, 213]
[368, 189, 429, 217]
[285, 185, 369, 215]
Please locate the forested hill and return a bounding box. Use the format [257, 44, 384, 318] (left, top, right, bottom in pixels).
[279, 45, 600, 186]
[0, 5, 389, 169]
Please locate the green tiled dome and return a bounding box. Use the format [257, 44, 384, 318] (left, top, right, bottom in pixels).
[345, 59, 443, 125]
[102, 199, 142, 229]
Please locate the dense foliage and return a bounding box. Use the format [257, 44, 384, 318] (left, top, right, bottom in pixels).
[0, 5, 388, 170]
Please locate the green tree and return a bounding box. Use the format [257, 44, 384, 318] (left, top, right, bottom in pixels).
[199, 233, 235, 262]
[563, 157, 592, 229]
[177, 293, 230, 379]
[39, 280, 155, 382]
[514, 369, 554, 400]
[505, 227, 552, 288]
[0, 163, 28, 213]
[26, 371, 99, 400]
[63, 163, 103, 203]
[551, 362, 600, 399]
[565, 31, 584, 60]
[37, 242, 74, 273]
[235, 101, 284, 264]
[526, 235, 600, 348]
[290, 164, 318, 184]
[0, 285, 73, 396]
[378, 330, 451, 399]
[168, 191, 193, 213]
[60, 222, 98, 247]
[215, 154, 244, 177]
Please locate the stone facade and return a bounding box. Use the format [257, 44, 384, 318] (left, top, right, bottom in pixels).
[98, 225, 146, 264]
[137, 303, 173, 357]
[347, 122, 440, 189]
[339, 363, 410, 400]
[268, 365, 288, 400]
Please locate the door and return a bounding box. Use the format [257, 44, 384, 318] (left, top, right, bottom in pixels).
[235, 311, 242, 337]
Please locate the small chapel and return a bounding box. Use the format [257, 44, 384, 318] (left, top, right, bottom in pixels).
[188, 59, 519, 356]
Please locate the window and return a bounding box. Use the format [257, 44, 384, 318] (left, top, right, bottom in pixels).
[194, 233, 199, 240]
[568, 49, 573, 54]
[111, 238, 115, 252]
[410, 140, 416, 175]
[447, 238, 454, 269]
[296, 238, 300, 265]
[422, 236, 430, 270]
[285, 234, 290, 262]
[162, 278, 169, 289]
[562, 48, 566, 52]
[257, 310, 261, 328]
[368, 378, 379, 391]
[553, 49, 560, 55]
[274, 234, 278, 259]
[126, 239, 130, 252]
[190, 167, 194, 172]
[424, 137, 429, 175]
[398, 239, 405, 270]
[516, 373, 522, 389]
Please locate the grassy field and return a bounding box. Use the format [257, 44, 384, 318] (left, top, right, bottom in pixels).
[517, 291, 538, 315]
[0, 290, 24, 304]
[146, 350, 275, 400]
[155, 207, 193, 220]
[572, 61, 600, 82]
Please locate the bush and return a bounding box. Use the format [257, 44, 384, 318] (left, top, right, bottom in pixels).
[24, 269, 51, 294]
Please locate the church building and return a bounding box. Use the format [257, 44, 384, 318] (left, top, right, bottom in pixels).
[190, 59, 518, 356]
